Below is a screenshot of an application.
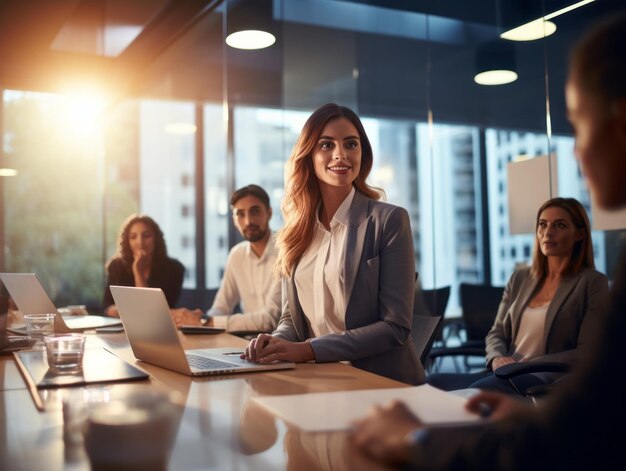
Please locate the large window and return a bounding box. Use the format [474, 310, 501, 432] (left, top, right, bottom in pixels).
[203, 103, 228, 288]
[2, 0, 625, 315]
[2, 90, 104, 306]
[139, 99, 196, 288]
[233, 107, 307, 231]
[487, 130, 609, 287]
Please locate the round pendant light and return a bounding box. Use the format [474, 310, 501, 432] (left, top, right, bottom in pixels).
[225, 0, 276, 50]
[225, 30, 275, 50]
[474, 40, 518, 86]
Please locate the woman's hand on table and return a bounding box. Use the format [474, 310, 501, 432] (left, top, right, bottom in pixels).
[241, 334, 315, 363]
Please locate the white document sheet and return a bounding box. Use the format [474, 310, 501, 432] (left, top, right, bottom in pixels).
[251, 384, 482, 432]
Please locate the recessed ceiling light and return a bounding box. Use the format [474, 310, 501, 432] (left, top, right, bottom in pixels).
[225, 30, 276, 50]
[474, 70, 518, 86]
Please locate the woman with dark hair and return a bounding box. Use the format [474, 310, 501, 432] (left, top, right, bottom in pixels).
[429, 197, 609, 393]
[242, 103, 423, 385]
[103, 214, 185, 317]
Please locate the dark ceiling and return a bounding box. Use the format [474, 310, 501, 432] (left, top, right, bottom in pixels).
[0, 0, 624, 134]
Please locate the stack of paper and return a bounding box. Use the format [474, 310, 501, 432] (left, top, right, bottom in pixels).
[252, 384, 482, 432]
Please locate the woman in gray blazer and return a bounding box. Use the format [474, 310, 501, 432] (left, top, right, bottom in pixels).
[242, 103, 423, 385]
[476, 197, 608, 392]
[432, 197, 608, 393]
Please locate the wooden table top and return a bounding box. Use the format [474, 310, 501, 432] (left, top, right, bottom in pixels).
[1, 330, 405, 470]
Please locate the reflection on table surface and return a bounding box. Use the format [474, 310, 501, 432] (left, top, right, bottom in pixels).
[1, 330, 402, 470]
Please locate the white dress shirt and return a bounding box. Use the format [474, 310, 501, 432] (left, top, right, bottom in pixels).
[208, 233, 281, 332]
[295, 187, 356, 337]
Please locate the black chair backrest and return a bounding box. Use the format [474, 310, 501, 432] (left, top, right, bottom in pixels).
[459, 283, 504, 342]
[411, 314, 444, 367]
[421, 286, 451, 318]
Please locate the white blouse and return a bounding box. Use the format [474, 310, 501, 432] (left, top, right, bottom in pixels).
[294, 188, 356, 337]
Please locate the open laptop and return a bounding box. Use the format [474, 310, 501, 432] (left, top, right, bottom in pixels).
[110, 285, 295, 376]
[0, 273, 122, 332]
[0, 288, 36, 353]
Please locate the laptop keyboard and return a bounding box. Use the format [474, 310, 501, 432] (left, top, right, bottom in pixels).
[186, 354, 240, 370]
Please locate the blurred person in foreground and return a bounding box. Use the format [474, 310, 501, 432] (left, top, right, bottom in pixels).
[351, 14, 626, 470]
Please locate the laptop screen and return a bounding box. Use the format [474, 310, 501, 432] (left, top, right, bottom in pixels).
[1, 282, 10, 333]
[0, 273, 58, 315]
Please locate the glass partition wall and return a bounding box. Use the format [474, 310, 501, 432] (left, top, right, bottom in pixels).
[1, 0, 624, 314]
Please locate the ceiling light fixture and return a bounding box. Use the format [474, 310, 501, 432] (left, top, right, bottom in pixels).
[0, 168, 18, 177]
[474, 40, 518, 86]
[500, 19, 557, 41]
[225, 30, 275, 50]
[501, 0, 596, 41]
[165, 123, 197, 135]
[225, 0, 276, 50]
[475, 70, 518, 86]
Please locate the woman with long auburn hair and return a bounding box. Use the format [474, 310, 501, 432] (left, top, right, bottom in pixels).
[242, 103, 423, 385]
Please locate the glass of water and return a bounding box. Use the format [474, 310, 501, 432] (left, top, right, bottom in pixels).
[24, 313, 56, 348]
[45, 334, 86, 372]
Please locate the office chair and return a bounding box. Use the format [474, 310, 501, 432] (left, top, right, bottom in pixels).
[429, 283, 504, 372]
[414, 285, 450, 370]
[494, 360, 571, 402]
[412, 282, 447, 370]
[427, 281, 572, 393]
[411, 314, 444, 369]
[421, 285, 451, 343]
[420, 286, 451, 320]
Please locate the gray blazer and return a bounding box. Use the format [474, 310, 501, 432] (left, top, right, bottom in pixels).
[485, 266, 609, 367]
[273, 191, 424, 385]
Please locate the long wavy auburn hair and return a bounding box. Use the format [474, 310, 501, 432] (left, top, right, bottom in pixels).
[276, 103, 383, 278]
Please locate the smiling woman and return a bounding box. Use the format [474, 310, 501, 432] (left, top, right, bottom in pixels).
[241, 103, 424, 385]
[312, 118, 362, 209]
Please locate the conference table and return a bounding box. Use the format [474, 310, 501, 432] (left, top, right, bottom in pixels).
[1, 330, 406, 470]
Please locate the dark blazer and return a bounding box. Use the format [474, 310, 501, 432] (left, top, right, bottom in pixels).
[485, 266, 609, 367]
[405, 250, 625, 470]
[273, 191, 424, 385]
[102, 256, 185, 309]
